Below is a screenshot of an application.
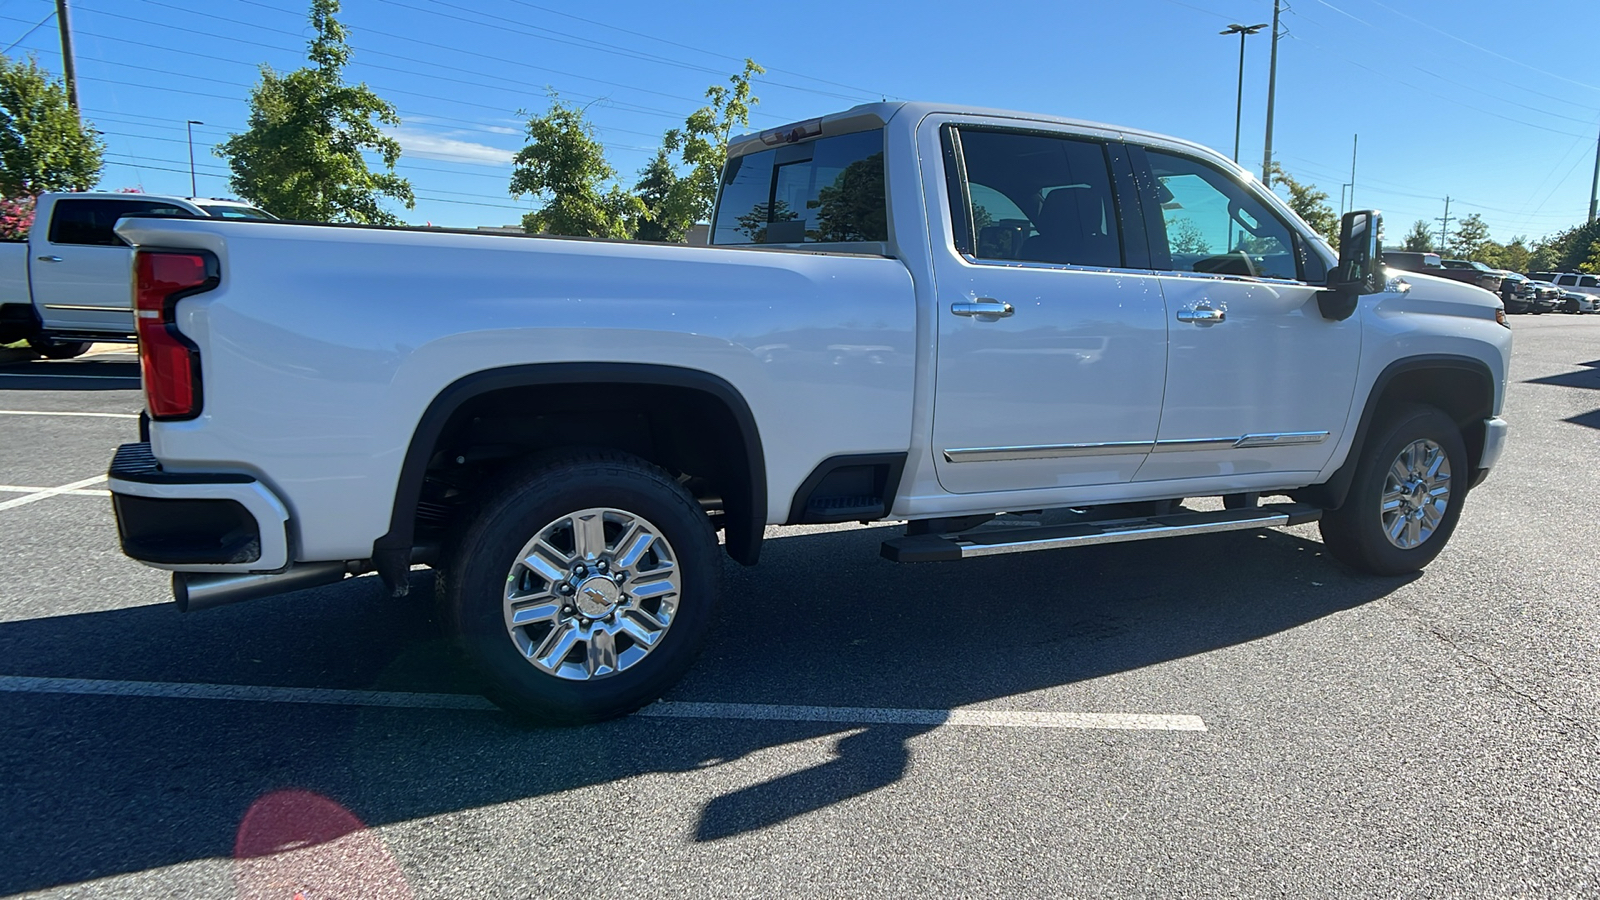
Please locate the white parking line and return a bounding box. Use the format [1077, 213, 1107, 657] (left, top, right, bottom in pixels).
[0, 475, 109, 511]
[0, 409, 139, 419]
[0, 675, 1207, 731]
[0, 485, 110, 496]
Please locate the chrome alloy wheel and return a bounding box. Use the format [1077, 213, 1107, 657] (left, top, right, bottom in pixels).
[502, 507, 681, 681]
[1380, 438, 1452, 550]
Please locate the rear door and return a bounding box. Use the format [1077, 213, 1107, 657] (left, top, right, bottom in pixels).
[927, 121, 1169, 494]
[30, 197, 196, 334]
[1126, 144, 1361, 482]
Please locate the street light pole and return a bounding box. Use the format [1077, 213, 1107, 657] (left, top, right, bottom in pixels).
[185, 120, 203, 197]
[1261, 0, 1282, 186]
[1220, 23, 1268, 164]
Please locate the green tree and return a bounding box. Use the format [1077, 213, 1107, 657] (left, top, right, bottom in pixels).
[1532, 220, 1600, 272]
[218, 0, 413, 223]
[0, 55, 103, 195]
[1266, 162, 1337, 245]
[510, 94, 642, 238]
[1447, 212, 1491, 260]
[1400, 220, 1435, 252]
[632, 148, 681, 242]
[1582, 239, 1600, 275]
[655, 60, 764, 238]
[1479, 236, 1530, 273]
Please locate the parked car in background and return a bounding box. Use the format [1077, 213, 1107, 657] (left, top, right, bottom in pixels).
[1528, 278, 1590, 314]
[1382, 250, 1443, 273]
[1439, 259, 1505, 296]
[1382, 250, 1516, 308]
[1543, 272, 1600, 312]
[1496, 271, 1535, 314]
[0, 193, 276, 358]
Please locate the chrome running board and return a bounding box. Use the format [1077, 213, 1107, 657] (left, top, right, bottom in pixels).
[880, 503, 1323, 563]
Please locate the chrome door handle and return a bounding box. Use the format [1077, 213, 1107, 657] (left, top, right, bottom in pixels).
[36, 255, 62, 262]
[951, 298, 1014, 318]
[1176, 304, 1225, 325]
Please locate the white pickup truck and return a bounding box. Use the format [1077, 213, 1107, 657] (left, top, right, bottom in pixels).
[107, 102, 1511, 723]
[0, 192, 274, 357]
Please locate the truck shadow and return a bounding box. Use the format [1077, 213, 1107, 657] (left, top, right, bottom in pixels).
[0, 354, 141, 391]
[0, 523, 1413, 892]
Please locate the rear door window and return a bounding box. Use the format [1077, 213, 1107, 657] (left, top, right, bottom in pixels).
[952, 129, 1122, 268]
[48, 199, 196, 246]
[711, 130, 886, 245]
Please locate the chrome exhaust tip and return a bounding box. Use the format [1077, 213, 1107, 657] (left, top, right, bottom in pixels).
[173, 561, 349, 612]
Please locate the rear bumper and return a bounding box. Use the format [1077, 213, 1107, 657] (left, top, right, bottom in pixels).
[107, 442, 292, 572]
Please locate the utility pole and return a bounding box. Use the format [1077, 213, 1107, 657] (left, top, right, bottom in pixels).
[53, 0, 79, 117]
[1588, 121, 1599, 223]
[1260, 0, 1282, 186]
[1437, 197, 1453, 254]
[1348, 134, 1358, 211]
[1339, 136, 1359, 216]
[186, 120, 204, 197]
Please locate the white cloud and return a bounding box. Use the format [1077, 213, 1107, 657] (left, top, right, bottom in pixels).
[388, 128, 515, 166]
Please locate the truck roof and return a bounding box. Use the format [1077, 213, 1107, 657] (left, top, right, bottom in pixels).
[727, 100, 1242, 176]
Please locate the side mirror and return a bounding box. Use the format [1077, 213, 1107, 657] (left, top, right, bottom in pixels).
[1319, 209, 1383, 321]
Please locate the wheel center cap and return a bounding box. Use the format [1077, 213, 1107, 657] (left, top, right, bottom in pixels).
[1408, 482, 1429, 508]
[574, 575, 621, 618]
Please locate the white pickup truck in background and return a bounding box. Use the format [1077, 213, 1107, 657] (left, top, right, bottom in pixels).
[107, 101, 1511, 723]
[0, 192, 274, 357]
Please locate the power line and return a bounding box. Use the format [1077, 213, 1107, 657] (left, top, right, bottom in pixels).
[497, 0, 890, 99]
[1356, 0, 1600, 95]
[117, 0, 789, 123]
[1, 8, 52, 54]
[393, 0, 871, 102]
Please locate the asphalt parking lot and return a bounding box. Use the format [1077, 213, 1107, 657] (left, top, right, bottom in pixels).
[1, 320, 1597, 898]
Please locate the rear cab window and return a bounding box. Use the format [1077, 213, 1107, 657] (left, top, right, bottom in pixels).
[711, 130, 886, 246]
[199, 204, 276, 220]
[48, 198, 197, 246]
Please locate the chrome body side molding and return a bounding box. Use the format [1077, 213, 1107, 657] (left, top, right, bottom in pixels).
[943, 431, 1330, 463]
[943, 442, 1154, 463]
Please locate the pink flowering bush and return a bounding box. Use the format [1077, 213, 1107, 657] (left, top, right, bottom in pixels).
[0, 195, 37, 241]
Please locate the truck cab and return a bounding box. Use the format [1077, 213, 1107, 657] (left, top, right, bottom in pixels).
[0, 193, 274, 357]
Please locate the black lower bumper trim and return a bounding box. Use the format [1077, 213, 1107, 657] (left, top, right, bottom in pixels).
[113, 494, 261, 565]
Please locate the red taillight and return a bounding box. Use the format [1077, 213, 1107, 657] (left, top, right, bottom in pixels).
[135, 251, 215, 420]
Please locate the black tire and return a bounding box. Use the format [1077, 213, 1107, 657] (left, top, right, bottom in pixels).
[1319, 405, 1467, 576]
[442, 450, 719, 723]
[27, 337, 92, 359]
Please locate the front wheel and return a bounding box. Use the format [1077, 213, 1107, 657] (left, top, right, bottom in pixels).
[442, 451, 720, 723]
[1319, 405, 1467, 576]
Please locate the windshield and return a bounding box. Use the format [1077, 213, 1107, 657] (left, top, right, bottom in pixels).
[199, 204, 277, 220]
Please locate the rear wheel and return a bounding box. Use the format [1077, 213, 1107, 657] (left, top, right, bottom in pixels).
[1319, 405, 1467, 576]
[27, 337, 92, 359]
[442, 450, 719, 723]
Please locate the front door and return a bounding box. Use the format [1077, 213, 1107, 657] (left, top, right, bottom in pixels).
[929, 125, 1168, 495]
[1128, 146, 1361, 482]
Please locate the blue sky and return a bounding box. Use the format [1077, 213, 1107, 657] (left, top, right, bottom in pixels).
[3, 0, 1597, 243]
